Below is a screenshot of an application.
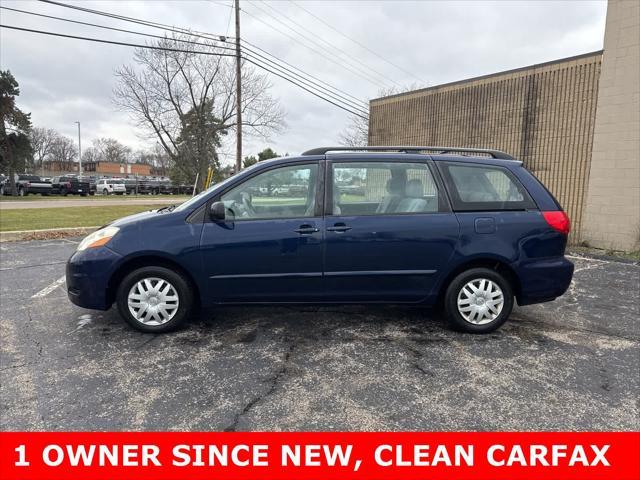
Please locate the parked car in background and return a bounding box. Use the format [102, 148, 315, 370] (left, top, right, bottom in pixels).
[171, 183, 193, 195]
[97, 178, 126, 195]
[80, 176, 97, 196]
[51, 176, 90, 196]
[158, 179, 173, 195]
[67, 145, 573, 334]
[5, 174, 52, 196]
[121, 178, 138, 195]
[137, 179, 157, 195]
[0, 174, 7, 196]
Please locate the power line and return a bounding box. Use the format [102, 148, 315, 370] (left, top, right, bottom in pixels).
[0, 5, 237, 53]
[0, 24, 236, 57]
[245, 57, 367, 119]
[238, 3, 388, 89]
[0, 23, 368, 120]
[205, 1, 370, 109]
[253, 0, 402, 89]
[40, 0, 368, 111]
[224, 0, 234, 36]
[290, 0, 426, 85]
[38, 0, 234, 44]
[240, 49, 368, 116]
[29, 0, 369, 112]
[4, 3, 368, 114]
[242, 39, 367, 108]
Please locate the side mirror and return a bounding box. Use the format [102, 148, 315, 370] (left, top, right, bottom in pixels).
[209, 201, 226, 221]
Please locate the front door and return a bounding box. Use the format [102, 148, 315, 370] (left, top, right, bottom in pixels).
[200, 162, 324, 302]
[323, 159, 460, 302]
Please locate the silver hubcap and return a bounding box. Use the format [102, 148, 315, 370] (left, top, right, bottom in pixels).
[457, 278, 504, 325]
[127, 277, 179, 326]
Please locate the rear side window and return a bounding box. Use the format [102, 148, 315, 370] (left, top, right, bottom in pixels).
[331, 161, 443, 215]
[439, 162, 536, 211]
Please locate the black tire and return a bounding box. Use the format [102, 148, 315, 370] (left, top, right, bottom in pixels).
[61, 188, 68, 196]
[116, 266, 194, 333]
[103, 188, 109, 195]
[444, 267, 514, 334]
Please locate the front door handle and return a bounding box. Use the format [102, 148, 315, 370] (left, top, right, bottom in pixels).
[327, 223, 352, 232]
[294, 224, 319, 234]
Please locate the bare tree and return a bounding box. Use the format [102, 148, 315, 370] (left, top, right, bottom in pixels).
[338, 84, 423, 147]
[97, 137, 130, 163]
[113, 32, 285, 188]
[134, 143, 173, 176]
[338, 115, 369, 147]
[29, 127, 58, 172]
[49, 135, 77, 170]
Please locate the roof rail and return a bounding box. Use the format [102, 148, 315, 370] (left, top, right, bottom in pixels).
[301, 146, 515, 160]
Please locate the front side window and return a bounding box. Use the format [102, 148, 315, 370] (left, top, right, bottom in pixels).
[220, 163, 318, 220]
[440, 162, 536, 211]
[332, 162, 440, 216]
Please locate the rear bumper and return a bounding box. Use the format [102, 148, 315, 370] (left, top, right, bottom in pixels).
[516, 256, 574, 306]
[66, 247, 122, 310]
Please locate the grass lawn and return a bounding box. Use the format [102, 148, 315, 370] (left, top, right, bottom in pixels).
[0, 204, 170, 231]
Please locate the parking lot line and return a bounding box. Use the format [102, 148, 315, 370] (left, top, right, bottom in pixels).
[31, 276, 66, 298]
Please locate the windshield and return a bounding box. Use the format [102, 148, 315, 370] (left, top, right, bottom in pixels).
[173, 175, 236, 213]
[173, 162, 268, 213]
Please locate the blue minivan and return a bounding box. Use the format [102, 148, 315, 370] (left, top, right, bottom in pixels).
[66, 146, 573, 334]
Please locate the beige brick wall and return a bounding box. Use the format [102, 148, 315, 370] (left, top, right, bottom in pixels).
[369, 53, 602, 244]
[582, 0, 640, 251]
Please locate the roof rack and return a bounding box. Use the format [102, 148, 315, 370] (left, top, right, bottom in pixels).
[301, 146, 515, 160]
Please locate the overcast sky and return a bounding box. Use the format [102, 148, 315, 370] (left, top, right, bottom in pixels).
[1, 0, 607, 166]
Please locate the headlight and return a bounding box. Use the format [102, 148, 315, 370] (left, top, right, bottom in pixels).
[77, 226, 120, 251]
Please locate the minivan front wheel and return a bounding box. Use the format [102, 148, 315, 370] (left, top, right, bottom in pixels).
[116, 266, 194, 333]
[444, 268, 513, 333]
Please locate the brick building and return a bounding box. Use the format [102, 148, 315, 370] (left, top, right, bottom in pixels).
[369, 0, 639, 251]
[41, 160, 152, 177]
[81, 161, 152, 177]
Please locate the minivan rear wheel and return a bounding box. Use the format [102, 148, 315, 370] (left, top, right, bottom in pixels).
[116, 266, 194, 333]
[444, 267, 513, 333]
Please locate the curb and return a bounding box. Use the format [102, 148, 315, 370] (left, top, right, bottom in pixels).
[0, 226, 100, 243]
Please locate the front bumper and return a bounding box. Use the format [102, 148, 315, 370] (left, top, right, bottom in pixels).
[516, 256, 574, 306]
[66, 246, 123, 310]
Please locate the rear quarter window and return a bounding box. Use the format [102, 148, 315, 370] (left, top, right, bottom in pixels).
[439, 162, 536, 211]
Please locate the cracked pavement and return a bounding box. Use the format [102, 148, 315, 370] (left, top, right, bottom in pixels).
[1, 239, 638, 431]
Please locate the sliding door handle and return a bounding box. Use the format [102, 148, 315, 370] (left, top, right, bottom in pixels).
[327, 224, 352, 232]
[295, 225, 319, 234]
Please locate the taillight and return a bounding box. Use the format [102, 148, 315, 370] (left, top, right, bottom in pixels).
[543, 211, 570, 235]
[26, 182, 31, 187]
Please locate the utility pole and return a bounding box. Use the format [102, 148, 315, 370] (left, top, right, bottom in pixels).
[234, 0, 242, 173]
[74, 121, 82, 175]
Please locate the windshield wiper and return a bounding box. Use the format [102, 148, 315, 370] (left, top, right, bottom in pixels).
[157, 204, 176, 213]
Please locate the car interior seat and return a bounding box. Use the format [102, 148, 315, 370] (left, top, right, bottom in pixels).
[376, 177, 404, 214]
[396, 179, 428, 213]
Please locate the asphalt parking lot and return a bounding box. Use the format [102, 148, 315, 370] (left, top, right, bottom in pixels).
[1, 238, 638, 431]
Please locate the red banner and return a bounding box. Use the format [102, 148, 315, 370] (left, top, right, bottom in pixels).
[1, 432, 639, 480]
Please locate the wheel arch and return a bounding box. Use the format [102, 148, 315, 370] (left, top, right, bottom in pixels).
[436, 256, 521, 304]
[107, 254, 202, 308]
